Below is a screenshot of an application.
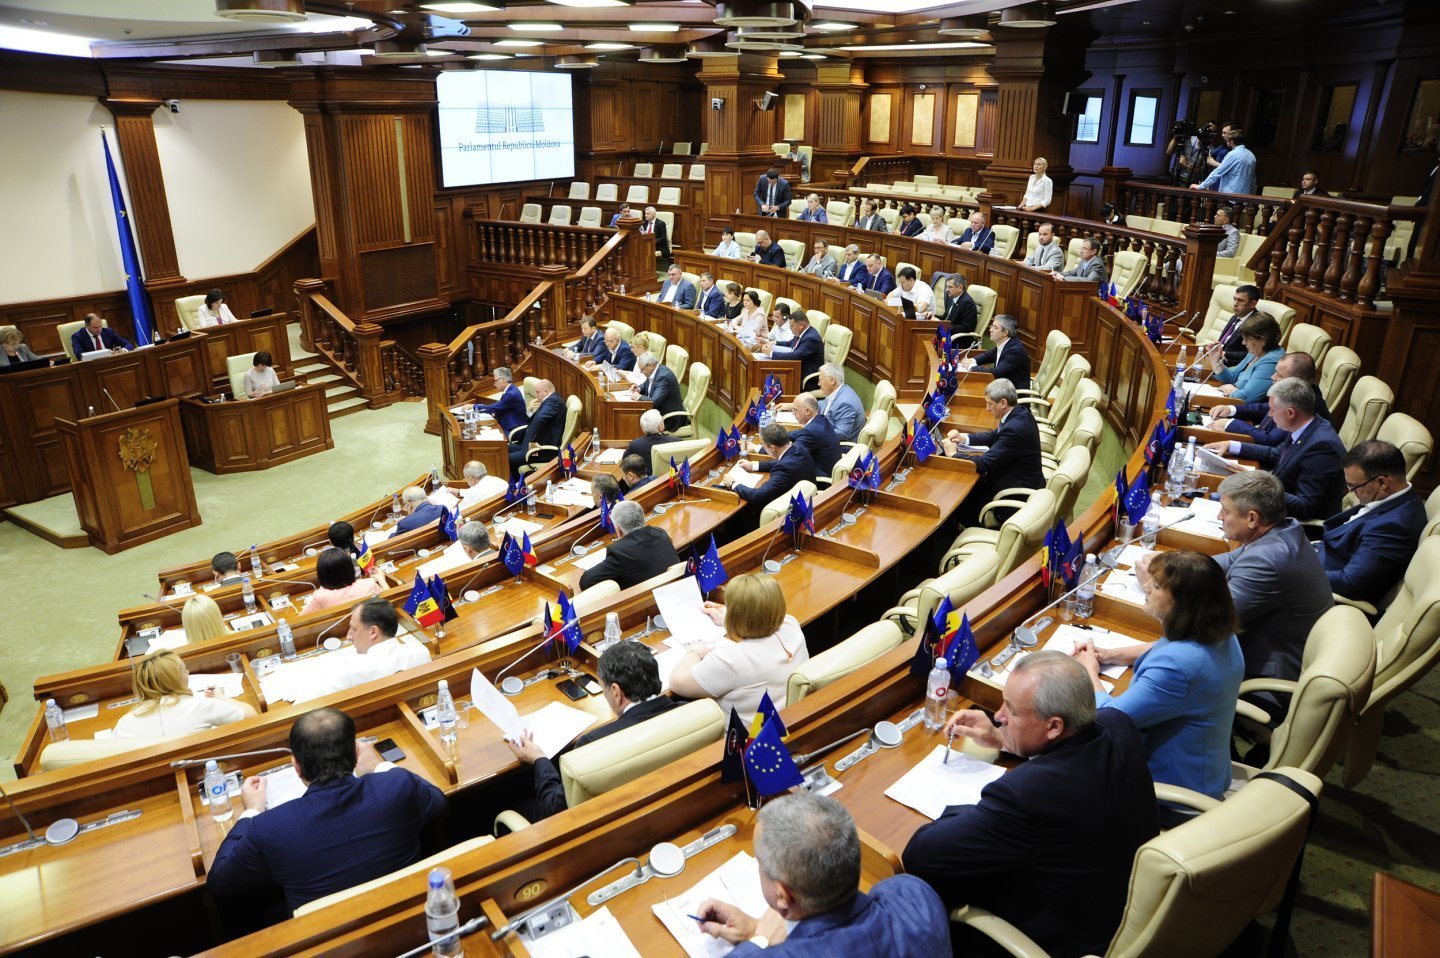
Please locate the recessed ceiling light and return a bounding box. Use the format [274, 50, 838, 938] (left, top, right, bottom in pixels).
[554, 54, 600, 69]
[778, 50, 804, 57]
[800, 53, 826, 59]
[549, 0, 631, 7]
[495, 39, 544, 47]
[0, 24, 94, 57]
[467, 52, 510, 60]
[509, 22, 563, 31]
[809, 21, 856, 32]
[420, 2, 500, 12]
[586, 42, 634, 50]
[629, 23, 680, 32]
[836, 41, 990, 52]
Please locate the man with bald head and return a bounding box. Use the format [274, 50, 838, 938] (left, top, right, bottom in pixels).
[748, 392, 841, 477]
[586, 328, 636, 372]
[750, 229, 787, 268]
[509, 378, 565, 476]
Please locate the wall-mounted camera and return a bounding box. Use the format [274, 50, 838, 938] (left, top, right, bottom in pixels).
[164, 99, 180, 114]
[711, 97, 725, 111]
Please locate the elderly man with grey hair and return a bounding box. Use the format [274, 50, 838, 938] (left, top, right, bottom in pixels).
[457, 459, 500, 506]
[743, 392, 840, 477]
[457, 521, 491, 560]
[509, 378, 565, 477]
[392, 486, 446, 536]
[474, 365, 528, 437]
[809, 362, 864, 442]
[632, 350, 686, 427]
[698, 793, 951, 955]
[640, 205, 670, 259]
[624, 407, 679, 468]
[903, 652, 1157, 958]
[835, 243, 867, 286]
[578, 499, 680, 591]
[943, 377, 1044, 526]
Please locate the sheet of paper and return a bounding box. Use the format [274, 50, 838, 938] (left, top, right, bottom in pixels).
[884, 744, 1005, 820]
[573, 547, 609, 571]
[428, 488, 461, 510]
[258, 652, 343, 704]
[419, 540, 473, 581]
[188, 672, 246, 697]
[652, 852, 769, 958]
[228, 612, 273, 633]
[595, 448, 624, 464]
[469, 667, 525, 742]
[774, 410, 800, 425]
[1112, 544, 1153, 568]
[261, 763, 308, 809]
[147, 628, 190, 651]
[1193, 446, 1246, 475]
[476, 427, 506, 441]
[364, 527, 393, 549]
[653, 645, 691, 692]
[724, 463, 765, 489]
[520, 701, 600, 758]
[1159, 500, 1225, 539]
[1182, 381, 1224, 398]
[523, 906, 643, 958]
[1042, 625, 1145, 680]
[494, 517, 544, 539]
[1099, 567, 1148, 606]
[549, 486, 595, 508]
[655, 577, 727, 646]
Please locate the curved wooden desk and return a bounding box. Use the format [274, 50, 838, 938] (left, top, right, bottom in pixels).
[178, 385, 332, 475]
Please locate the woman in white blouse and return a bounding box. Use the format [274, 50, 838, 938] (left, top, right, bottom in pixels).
[668, 574, 809, 724]
[197, 288, 238, 327]
[919, 206, 954, 244]
[114, 650, 255, 738]
[1020, 157, 1053, 212]
[244, 350, 280, 399]
[729, 290, 768, 343]
[712, 227, 744, 259]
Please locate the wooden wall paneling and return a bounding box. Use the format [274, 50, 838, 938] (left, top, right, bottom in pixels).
[102, 99, 186, 289]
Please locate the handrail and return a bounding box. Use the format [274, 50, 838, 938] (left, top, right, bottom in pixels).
[1116, 179, 1291, 236]
[292, 279, 403, 408]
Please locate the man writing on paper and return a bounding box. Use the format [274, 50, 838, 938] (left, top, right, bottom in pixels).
[475, 367, 529, 438]
[698, 794, 951, 956]
[720, 424, 816, 523]
[207, 706, 446, 914]
[578, 500, 680, 591]
[902, 653, 1157, 958]
[504, 641, 676, 820]
[314, 597, 433, 696]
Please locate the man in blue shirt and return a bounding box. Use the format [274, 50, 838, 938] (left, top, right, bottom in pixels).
[699, 794, 951, 957]
[392, 486, 445, 536]
[1194, 128, 1256, 195]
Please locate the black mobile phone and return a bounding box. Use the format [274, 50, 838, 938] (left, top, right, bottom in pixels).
[537, 510, 556, 520]
[374, 737, 406, 762]
[556, 679, 589, 701]
[572, 671, 603, 696]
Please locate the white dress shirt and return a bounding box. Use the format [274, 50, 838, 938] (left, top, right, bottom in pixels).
[713, 239, 744, 259]
[1022, 173, 1053, 209]
[197, 303, 239, 327]
[921, 223, 954, 244]
[315, 636, 433, 696]
[886, 281, 936, 315]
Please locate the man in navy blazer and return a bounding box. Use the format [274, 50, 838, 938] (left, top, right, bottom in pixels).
[896, 204, 924, 237]
[207, 707, 446, 914]
[903, 654, 1157, 958]
[588, 328, 636, 372]
[939, 274, 979, 340]
[835, 245, 868, 286]
[476, 366, 529, 438]
[747, 394, 840, 478]
[764, 311, 824, 384]
[571, 317, 605, 360]
[392, 486, 447, 536]
[753, 167, 793, 216]
[855, 254, 897, 296]
[509, 379, 566, 475]
[1318, 440, 1427, 605]
[70, 313, 134, 357]
[694, 272, 727, 319]
[1208, 376, 1347, 521]
[967, 314, 1031, 393]
[952, 211, 995, 255]
[639, 206, 670, 259]
[633, 354, 686, 427]
[656, 264, 696, 310]
[814, 363, 865, 442]
[724, 424, 816, 518]
[700, 794, 951, 957]
[943, 379, 1045, 525]
[1210, 352, 1330, 443]
[750, 229, 787, 268]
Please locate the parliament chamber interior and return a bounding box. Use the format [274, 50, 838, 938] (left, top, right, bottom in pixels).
[2, 0, 1439, 955]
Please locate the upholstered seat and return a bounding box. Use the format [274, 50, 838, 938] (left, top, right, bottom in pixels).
[1375, 413, 1433, 482]
[1018, 330, 1072, 400]
[39, 735, 164, 771]
[1111, 250, 1148, 300]
[778, 239, 805, 270]
[951, 285, 996, 346]
[688, 163, 705, 179]
[885, 549, 1004, 637]
[225, 354, 253, 398]
[59, 318, 112, 361]
[595, 183, 618, 202]
[660, 163, 683, 179]
[1318, 345, 1360, 414]
[605, 321, 635, 343]
[650, 438, 712, 478]
[673, 142, 692, 155]
[787, 622, 906, 705]
[518, 203, 542, 224]
[547, 205, 572, 226]
[666, 362, 709, 438]
[804, 325, 852, 391]
[847, 409, 891, 457]
[1336, 376, 1393, 448]
[1284, 323, 1331, 368]
[559, 699, 726, 807]
[664, 344, 689, 385]
[567, 182, 590, 200]
[633, 162, 653, 177]
[520, 395, 582, 475]
[293, 835, 496, 917]
[1041, 407, 1103, 477]
[942, 489, 1057, 578]
[174, 294, 206, 331]
[657, 186, 681, 206]
[625, 185, 650, 204]
[990, 225, 1020, 259]
[871, 379, 897, 417]
[577, 206, 602, 229]
[983, 445, 1091, 529]
[760, 480, 816, 526]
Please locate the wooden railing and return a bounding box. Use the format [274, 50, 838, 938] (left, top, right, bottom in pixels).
[292, 279, 423, 409]
[807, 185, 981, 224]
[470, 219, 615, 271]
[1250, 195, 1420, 307]
[1112, 178, 1289, 235]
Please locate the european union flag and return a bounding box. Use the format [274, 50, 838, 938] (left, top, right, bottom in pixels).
[714, 429, 728, 458]
[505, 475, 528, 504]
[500, 532, 525, 577]
[744, 715, 804, 797]
[863, 451, 882, 490]
[600, 493, 616, 534]
[720, 706, 749, 783]
[427, 574, 459, 623]
[557, 592, 583, 655]
[697, 535, 728, 594]
[946, 612, 978, 685]
[925, 390, 949, 427]
[678, 457, 691, 489]
[744, 400, 760, 427]
[725, 426, 742, 460]
[912, 418, 938, 463]
[749, 690, 787, 740]
[402, 572, 435, 623]
[440, 505, 459, 542]
[101, 130, 155, 346]
[1124, 470, 1151, 525]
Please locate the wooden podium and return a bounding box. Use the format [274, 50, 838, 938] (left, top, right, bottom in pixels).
[56, 399, 202, 554]
[178, 385, 333, 474]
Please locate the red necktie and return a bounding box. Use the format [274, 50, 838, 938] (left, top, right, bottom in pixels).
[94, 333, 103, 351]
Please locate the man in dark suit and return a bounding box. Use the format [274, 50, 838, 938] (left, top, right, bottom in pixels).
[753, 167, 793, 217]
[896, 204, 923, 237]
[943, 378, 1045, 525]
[392, 485, 447, 535]
[1206, 284, 1261, 368]
[1209, 351, 1330, 443]
[619, 453, 653, 494]
[1318, 440, 1427, 605]
[967, 314, 1031, 393]
[951, 211, 995, 255]
[750, 229, 787, 268]
[766, 393, 841, 477]
[835, 244, 868, 286]
[723, 423, 816, 522]
[855, 254, 897, 296]
[505, 641, 677, 819]
[579, 500, 681, 591]
[695, 272, 727, 319]
[903, 653, 1157, 958]
[764, 310, 825, 385]
[633, 353, 686, 428]
[656, 264, 696, 310]
[1207, 376, 1347, 521]
[69, 313, 133, 357]
[476, 366, 529, 438]
[207, 707, 446, 914]
[509, 379, 565, 476]
[854, 199, 888, 233]
[587, 328, 636, 372]
[640, 206, 670, 260]
[624, 409, 679, 469]
[571, 317, 605, 360]
[940, 274, 979, 342]
[1292, 170, 1330, 199]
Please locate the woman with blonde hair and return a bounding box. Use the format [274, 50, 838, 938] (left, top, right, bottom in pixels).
[181, 594, 227, 644]
[668, 573, 809, 723]
[1020, 156, 1053, 211]
[114, 650, 254, 738]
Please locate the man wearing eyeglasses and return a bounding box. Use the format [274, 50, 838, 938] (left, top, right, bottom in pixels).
[1316, 440, 1427, 606]
[1207, 352, 1330, 443]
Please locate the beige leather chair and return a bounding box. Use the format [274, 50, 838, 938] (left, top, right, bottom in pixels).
[1110, 250, 1148, 300]
[58, 317, 109, 361]
[1209, 231, 1268, 289]
[804, 325, 852, 391]
[912, 174, 939, 186]
[1036, 378, 1101, 455]
[568, 182, 590, 200]
[1019, 354, 1090, 430]
[293, 835, 496, 917]
[174, 294, 206, 331]
[39, 736, 163, 771]
[666, 362, 709, 438]
[633, 162, 654, 177]
[952, 285, 997, 347]
[1375, 413, 1433, 482]
[807, 310, 831, 336]
[650, 438, 711, 477]
[660, 163, 683, 180]
[225, 354, 253, 398]
[547, 205, 572, 226]
[519, 203, 542, 224]
[991, 224, 1020, 259]
[760, 479, 817, 526]
[1284, 323, 1331, 368]
[734, 231, 757, 258]
[942, 489, 1057, 577]
[787, 622, 906, 705]
[1190, 284, 1238, 349]
[657, 186, 682, 206]
[1255, 297, 1297, 345]
[520, 395, 581, 475]
[1425, 486, 1440, 540]
[778, 239, 805, 270]
[952, 768, 1323, 958]
[1318, 345, 1360, 416]
[848, 409, 891, 457]
[673, 142, 692, 156]
[1041, 407, 1103, 477]
[774, 296, 803, 318]
[655, 211, 676, 248]
[595, 183, 618, 202]
[1336, 376, 1393, 448]
[688, 162, 705, 179]
[1125, 213, 1155, 231]
[871, 380, 897, 417]
[1341, 538, 1440, 786]
[664, 343, 689, 385]
[983, 445, 1091, 529]
[885, 549, 1003, 637]
[698, 142, 708, 155]
[625, 185, 650, 205]
[826, 200, 854, 226]
[878, 207, 900, 231]
[604, 321, 635, 344]
[1018, 330, 1072, 401]
[577, 206, 602, 229]
[1063, 236, 1085, 272]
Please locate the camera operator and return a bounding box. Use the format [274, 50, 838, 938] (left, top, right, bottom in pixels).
[1165, 119, 1197, 186]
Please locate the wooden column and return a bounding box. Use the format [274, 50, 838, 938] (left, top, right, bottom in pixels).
[1099, 166, 1133, 212]
[1177, 223, 1224, 321]
[1376, 194, 1440, 490]
[418, 342, 451, 437]
[812, 61, 867, 173]
[539, 264, 570, 343]
[101, 99, 186, 296]
[352, 321, 389, 407]
[697, 53, 787, 241]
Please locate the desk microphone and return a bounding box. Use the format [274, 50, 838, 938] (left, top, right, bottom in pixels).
[493, 636, 560, 696]
[102, 388, 122, 412]
[297, 538, 330, 557]
[141, 591, 184, 605]
[170, 747, 292, 770]
[310, 611, 353, 652]
[566, 519, 606, 557]
[995, 561, 1111, 664]
[1, 781, 80, 851]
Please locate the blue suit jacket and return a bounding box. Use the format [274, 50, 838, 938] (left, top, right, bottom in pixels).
[953, 226, 995, 255]
[394, 501, 446, 535]
[753, 242, 787, 268]
[70, 325, 133, 357]
[596, 340, 637, 372]
[729, 876, 951, 958]
[659, 278, 697, 310]
[1318, 488, 1426, 605]
[573, 332, 605, 359]
[736, 443, 815, 506]
[772, 325, 825, 384]
[1237, 417, 1347, 521]
[753, 174, 793, 216]
[695, 284, 727, 319]
[478, 384, 529, 437]
[640, 364, 686, 421]
[206, 768, 446, 913]
[836, 258, 868, 286]
[768, 415, 840, 477]
[974, 338, 1031, 393]
[965, 406, 1045, 495]
[519, 393, 566, 452]
[822, 383, 865, 443]
[856, 267, 897, 296]
[1098, 635, 1244, 799]
[902, 710, 1157, 958]
[1225, 384, 1331, 443]
[1216, 347, 1284, 403]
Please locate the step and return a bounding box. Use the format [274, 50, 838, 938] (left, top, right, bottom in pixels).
[303, 372, 342, 387]
[294, 362, 330, 378]
[327, 396, 369, 418]
[324, 384, 357, 400]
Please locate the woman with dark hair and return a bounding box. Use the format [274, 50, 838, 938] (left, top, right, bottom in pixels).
[1073, 550, 1243, 799]
[721, 282, 744, 321]
[327, 520, 359, 558]
[301, 547, 382, 614]
[1209, 313, 1284, 403]
[244, 350, 279, 399]
[198, 288, 237, 327]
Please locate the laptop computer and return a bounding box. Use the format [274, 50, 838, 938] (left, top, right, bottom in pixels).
[0, 356, 53, 374]
[270, 380, 298, 394]
[249, 307, 275, 318]
[898, 296, 917, 320]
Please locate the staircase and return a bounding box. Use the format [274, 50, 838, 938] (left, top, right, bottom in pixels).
[288, 322, 368, 419]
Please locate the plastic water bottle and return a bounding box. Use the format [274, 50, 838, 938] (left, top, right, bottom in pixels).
[1074, 555, 1098, 620]
[1176, 344, 1187, 378]
[1141, 492, 1162, 547]
[605, 612, 622, 648]
[1183, 436, 1198, 481]
[435, 679, 458, 746]
[204, 760, 233, 824]
[590, 427, 601, 461]
[250, 551, 263, 578]
[241, 576, 257, 614]
[1166, 447, 1186, 499]
[44, 698, 69, 743]
[525, 488, 538, 516]
[391, 493, 402, 518]
[923, 659, 950, 731]
[278, 620, 296, 661]
[425, 867, 462, 957]
[545, 480, 555, 503]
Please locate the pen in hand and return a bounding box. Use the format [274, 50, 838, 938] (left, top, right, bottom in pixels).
[944, 729, 955, 765]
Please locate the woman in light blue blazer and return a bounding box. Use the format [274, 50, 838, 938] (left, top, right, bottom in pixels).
[1210, 313, 1284, 403]
[1074, 550, 1243, 801]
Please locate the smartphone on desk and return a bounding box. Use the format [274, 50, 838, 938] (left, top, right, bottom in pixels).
[374, 737, 406, 763]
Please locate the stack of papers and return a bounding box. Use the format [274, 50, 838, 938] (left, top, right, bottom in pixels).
[774, 410, 799, 425]
[228, 612, 273, 633]
[474, 427, 506, 441]
[261, 764, 308, 809]
[469, 668, 598, 756]
[187, 672, 246, 697]
[428, 488, 461, 510]
[884, 744, 1005, 820]
[494, 516, 544, 540]
[1182, 381, 1225, 398]
[523, 907, 643, 958]
[1099, 567, 1148, 605]
[1041, 625, 1145, 679]
[363, 527, 394, 549]
[595, 448, 624, 465]
[723, 463, 764, 489]
[652, 852, 769, 958]
[655, 578, 727, 646]
[418, 540, 473, 581]
[259, 653, 340, 704]
[549, 477, 595, 508]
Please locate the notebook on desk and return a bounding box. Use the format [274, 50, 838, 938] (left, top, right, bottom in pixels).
[79, 348, 114, 362]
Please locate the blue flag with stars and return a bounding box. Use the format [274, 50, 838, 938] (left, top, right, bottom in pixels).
[557, 592, 583, 655]
[725, 426, 742, 460]
[697, 534, 728, 594]
[505, 474, 527, 504]
[500, 532, 525, 577]
[1124, 470, 1151, 525]
[440, 505, 459, 542]
[925, 390, 949, 427]
[912, 417, 938, 463]
[744, 715, 804, 797]
[101, 130, 155, 346]
[945, 612, 978, 686]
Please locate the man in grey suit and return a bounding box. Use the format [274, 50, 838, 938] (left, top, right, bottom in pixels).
[813, 363, 865, 443]
[855, 199, 888, 232]
[1210, 471, 1333, 717]
[1023, 222, 1065, 272]
[1054, 236, 1108, 287]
